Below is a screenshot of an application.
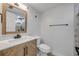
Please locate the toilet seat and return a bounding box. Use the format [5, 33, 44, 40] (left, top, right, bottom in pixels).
[38, 44, 51, 53]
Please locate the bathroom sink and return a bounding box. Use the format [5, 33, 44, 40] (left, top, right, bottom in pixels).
[8, 36, 27, 42]
[0, 37, 23, 43]
[0, 38, 19, 43]
[0, 40, 10, 45]
[8, 38, 21, 42]
[0, 39, 15, 43]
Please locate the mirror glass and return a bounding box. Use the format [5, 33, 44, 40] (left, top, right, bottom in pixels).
[6, 4, 26, 33]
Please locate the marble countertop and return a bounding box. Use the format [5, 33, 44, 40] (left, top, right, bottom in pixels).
[0, 36, 40, 51]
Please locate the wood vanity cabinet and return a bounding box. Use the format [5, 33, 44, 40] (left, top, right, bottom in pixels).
[0, 39, 37, 56]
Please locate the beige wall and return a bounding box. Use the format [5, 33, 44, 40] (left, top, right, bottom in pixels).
[0, 3, 2, 35]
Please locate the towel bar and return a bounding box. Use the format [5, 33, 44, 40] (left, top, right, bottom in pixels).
[49, 24, 68, 27]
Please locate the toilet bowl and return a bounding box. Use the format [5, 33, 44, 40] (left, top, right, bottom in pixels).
[37, 38, 51, 56]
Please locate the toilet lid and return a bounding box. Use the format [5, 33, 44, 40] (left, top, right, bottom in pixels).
[39, 44, 50, 49]
[38, 44, 51, 53]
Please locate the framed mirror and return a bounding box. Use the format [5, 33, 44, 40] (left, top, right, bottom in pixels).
[2, 3, 27, 34]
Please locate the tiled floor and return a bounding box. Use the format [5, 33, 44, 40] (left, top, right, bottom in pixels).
[37, 52, 54, 56]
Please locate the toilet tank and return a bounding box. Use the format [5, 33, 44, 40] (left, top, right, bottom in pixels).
[37, 37, 45, 46]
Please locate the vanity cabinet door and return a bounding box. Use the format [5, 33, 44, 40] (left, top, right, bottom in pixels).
[26, 39, 37, 56]
[0, 44, 25, 56]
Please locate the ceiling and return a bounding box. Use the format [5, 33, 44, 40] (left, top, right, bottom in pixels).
[25, 3, 61, 12]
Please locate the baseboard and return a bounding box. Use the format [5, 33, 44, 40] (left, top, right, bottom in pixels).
[52, 51, 65, 56]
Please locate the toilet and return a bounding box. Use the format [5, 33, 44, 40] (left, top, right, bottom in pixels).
[37, 38, 51, 56]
